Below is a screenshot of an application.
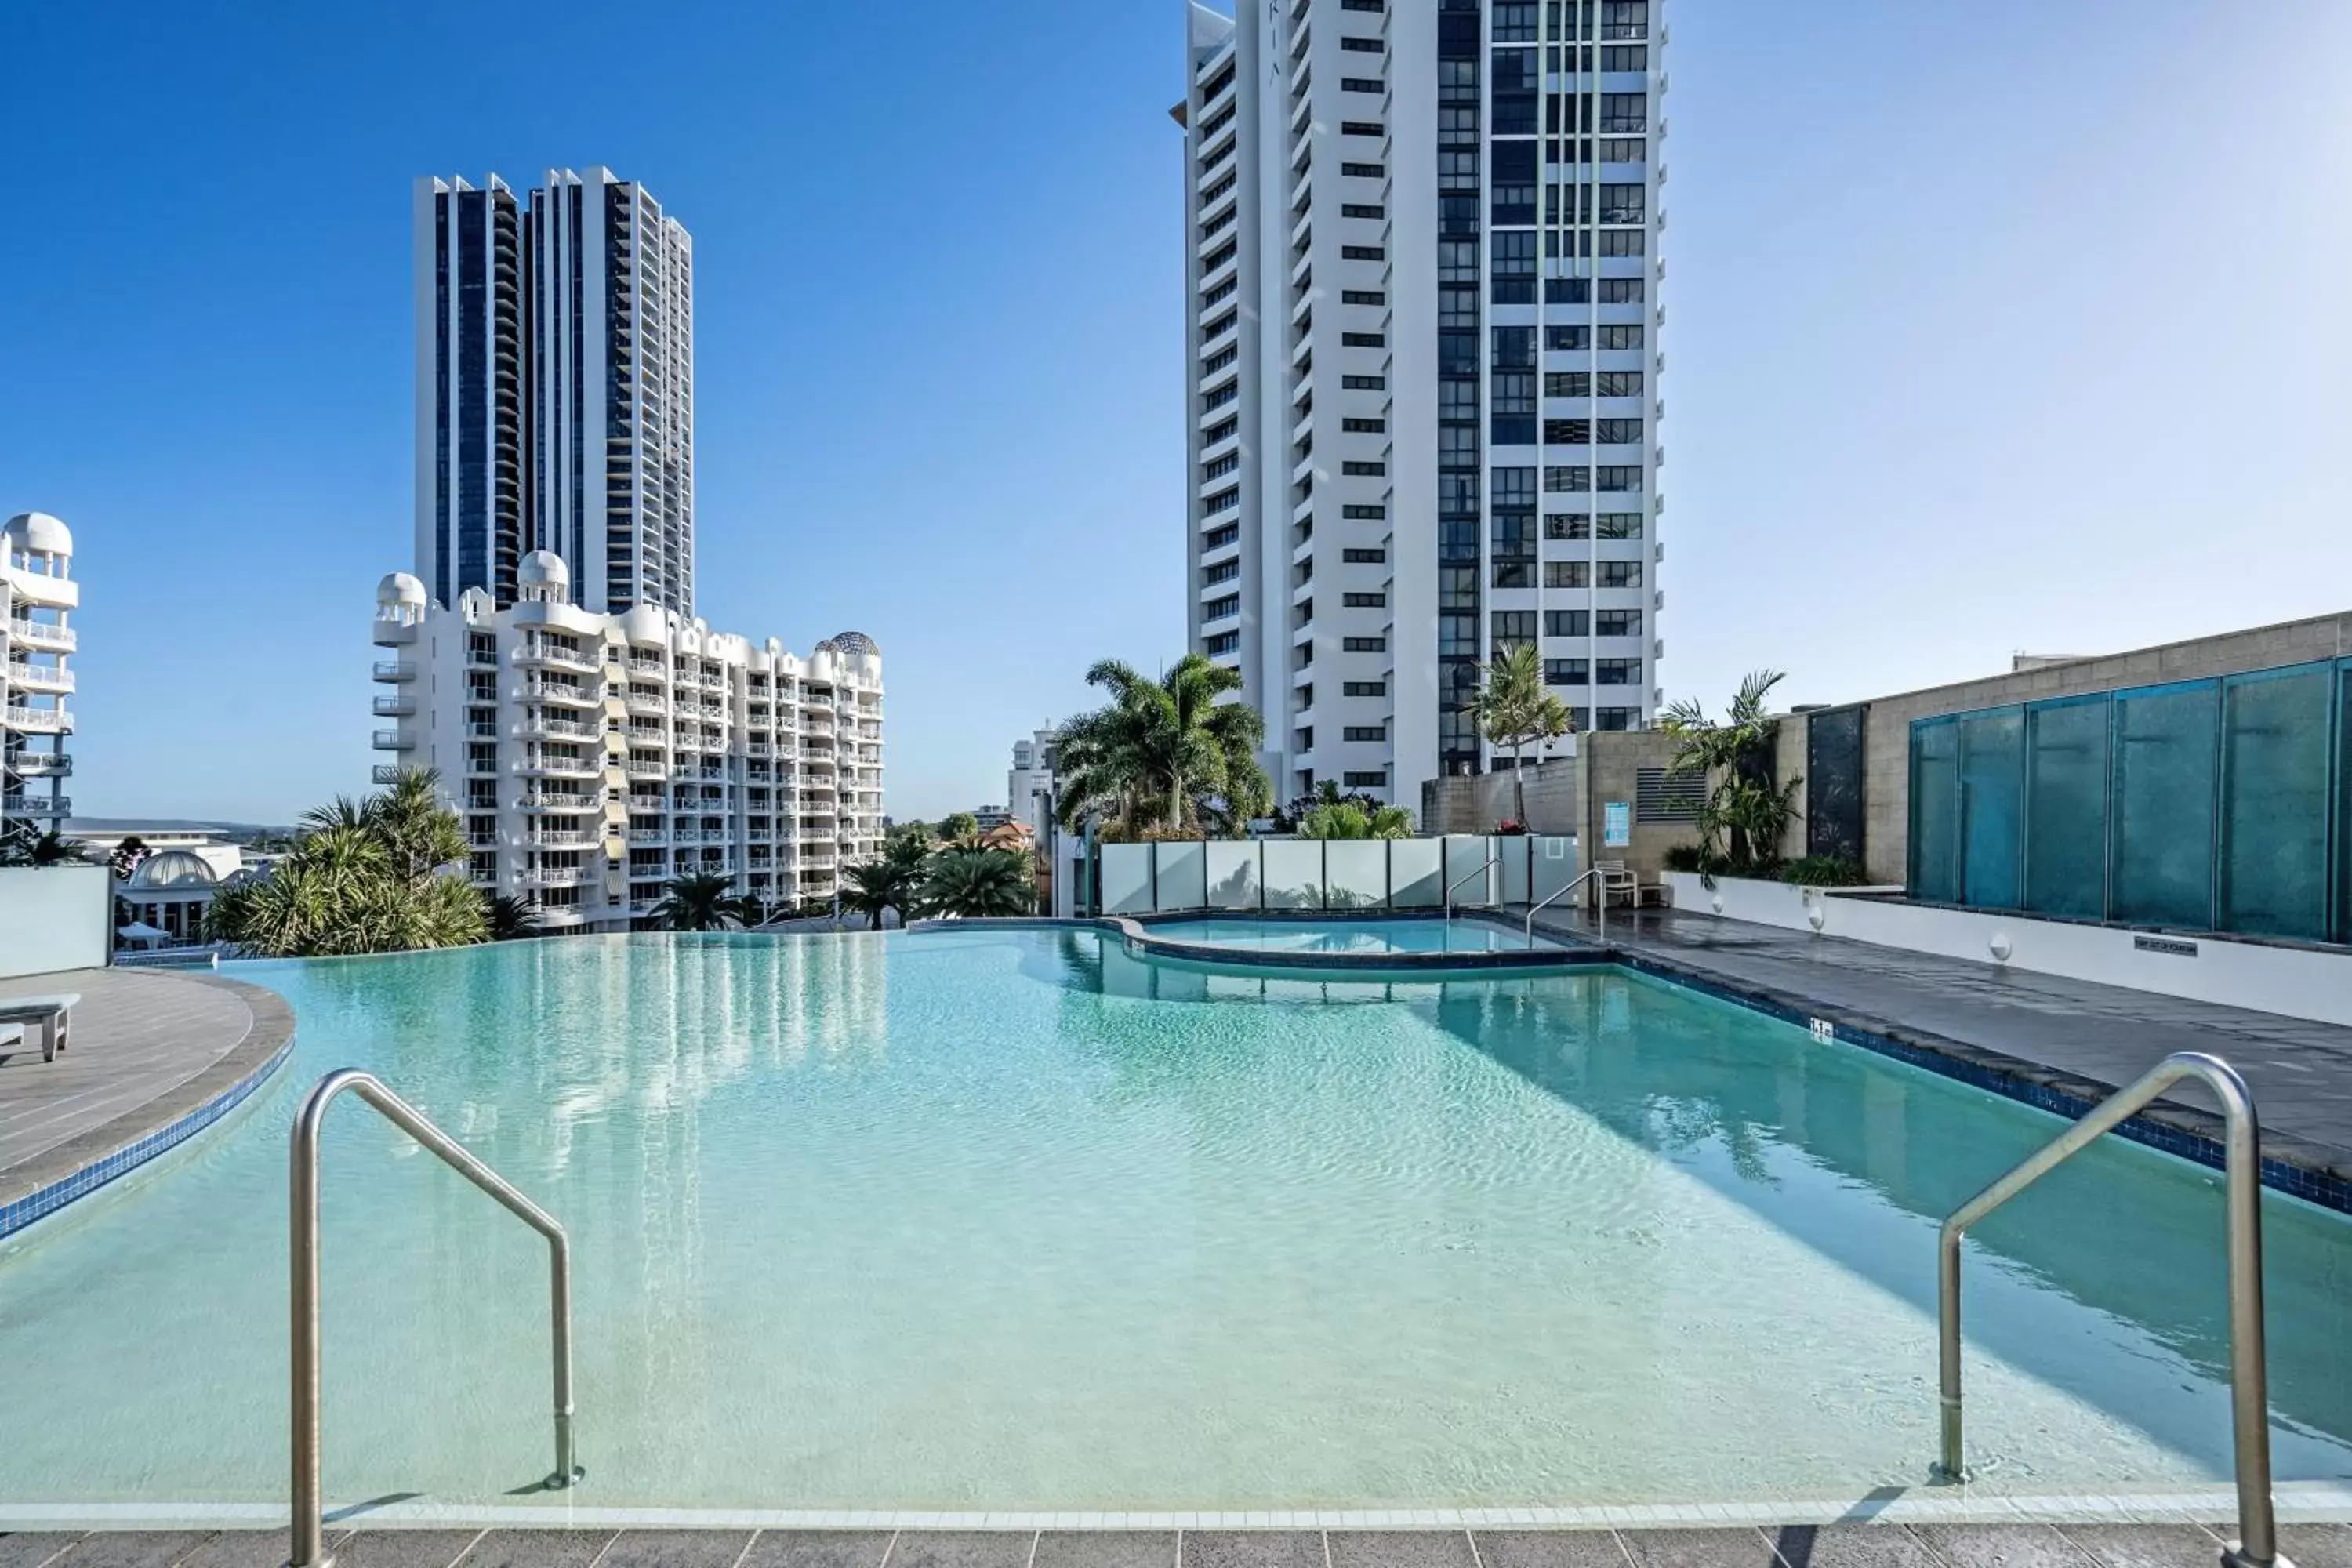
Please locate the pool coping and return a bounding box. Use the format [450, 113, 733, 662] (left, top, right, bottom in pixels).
[912, 913, 1613, 974]
[0, 975, 296, 1242]
[915, 915, 2352, 1215]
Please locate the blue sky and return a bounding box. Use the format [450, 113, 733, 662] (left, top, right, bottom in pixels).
[5, 0, 2347, 825]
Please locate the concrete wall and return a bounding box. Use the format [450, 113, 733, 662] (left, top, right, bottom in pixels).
[1421, 731, 1699, 881]
[1781, 609, 2352, 886]
[0, 864, 111, 978]
[1661, 871, 2352, 1027]
[1421, 756, 1582, 837]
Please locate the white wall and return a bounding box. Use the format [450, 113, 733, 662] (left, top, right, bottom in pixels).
[1660, 872, 2352, 1028]
[0, 864, 111, 978]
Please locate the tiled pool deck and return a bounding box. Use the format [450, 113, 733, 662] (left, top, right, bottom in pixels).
[0, 968, 294, 1238]
[1, 1521, 2346, 1568]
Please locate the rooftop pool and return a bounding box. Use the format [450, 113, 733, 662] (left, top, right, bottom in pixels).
[1138, 915, 1559, 955]
[2, 927, 2348, 1519]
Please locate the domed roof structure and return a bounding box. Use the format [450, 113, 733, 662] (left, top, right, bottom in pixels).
[519, 550, 570, 587]
[3, 512, 72, 556]
[125, 849, 221, 891]
[377, 571, 428, 606]
[816, 630, 880, 658]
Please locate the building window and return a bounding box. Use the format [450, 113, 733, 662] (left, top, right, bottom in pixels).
[1599, 370, 1644, 396]
[1341, 245, 1387, 262]
[1544, 561, 1588, 589]
[1595, 419, 1643, 444]
[1343, 726, 1387, 742]
[1203, 522, 1240, 550]
[1341, 161, 1385, 176]
[1202, 453, 1239, 482]
[1544, 418, 1591, 445]
[1597, 659, 1642, 686]
[1341, 35, 1386, 51]
[1544, 465, 1592, 492]
[1546, 514, 1591, 540]
[1597, 512, 1643, 538]
[1204, 594, 1240, 622]
[1599, 229, 1646, 256]
[1205, 630, 1240, 655]
[1342, 547, 1386, 563]
[1601, 277, 1645, 303]
[1545, 372, 1589, 398]
[1341, 460, 1386, 476]
[1343, 503, 1386, 519]
[1598, 561, 1643, 588]
[1203, 559, 1240, 586]
[1342, 121, 1385, 136]
[1490, 610, 1537, 646]
[1545, 325, 1590, 351]
[1600, 324, 1645, 350]
[1596, 610, 1642, 637]
[1595, 466, 1642, 493]
[1545, 609, 1590, 637]
[1342, 374, 1386, 390]
[1601, 45, 1649, 71]
[1341, 416, 1386, 433]
[1342, 77, 1386, 93]
[1545, 659, 1589, 686]
[1343, 591, 1386, 608]
[1344, 680, 1387, 697]
[1342, 635, 1387, 652]
[1342, 331, 1386, 347]
[1596, 707, 1638, 731]
[1205, 485, 1242, 513]
[1599, 93, 1648, 133]
[1342, 203, 1386, 220]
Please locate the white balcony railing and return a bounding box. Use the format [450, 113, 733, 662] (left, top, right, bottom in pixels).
[372, 661, 416, 682]
[2, 793, 70, 818]
[5, 662, 74, 692]
[6, 752, 70, 776]
[515, 641, 602, 673]
[371, 730, 414, 750]
[5, 619, 77, 652]
[529, 830, 603, 849]
[372, 695, 413, 717]
[516, 791, 601, 812]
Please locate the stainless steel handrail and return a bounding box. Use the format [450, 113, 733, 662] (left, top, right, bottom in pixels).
[1525, 866, 1606, 945]
[1442, 855, 1502, 922]
[1935, 1052, 2288, 1568]
[291, 1070, 582, 1568]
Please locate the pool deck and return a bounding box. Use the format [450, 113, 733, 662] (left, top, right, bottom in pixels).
[0, 1522, 2343, 1568]
[0, 967, 293, 1234]
[1521, 906, 2352, 1197]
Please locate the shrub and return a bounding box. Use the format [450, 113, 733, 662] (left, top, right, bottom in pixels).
[1780, 855, 1869, 887]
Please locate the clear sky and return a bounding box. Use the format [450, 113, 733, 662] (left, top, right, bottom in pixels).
[5, 1, 2347, 826]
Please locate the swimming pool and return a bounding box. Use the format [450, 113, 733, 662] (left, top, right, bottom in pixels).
[1140, 916, 1558, 954]
[2, 927, 2349, 1519]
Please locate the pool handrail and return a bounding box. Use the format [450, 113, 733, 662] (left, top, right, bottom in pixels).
[1933, 1051, 2288, 1568]
[1525, 866, 1606, 946]
[1442, 855, 1502, 923]
[289, 1069, 582, 1568]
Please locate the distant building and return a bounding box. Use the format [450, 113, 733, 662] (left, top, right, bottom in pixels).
[79, 829, 251, 947]
[372, 553, 884, 932]
[1007, 727, 1059, 844]
[2, 511, 77, 854]
[972, 805, 1012, 831]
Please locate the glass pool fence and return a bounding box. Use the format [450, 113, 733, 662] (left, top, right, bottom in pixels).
[1088, 833, 1581, 918]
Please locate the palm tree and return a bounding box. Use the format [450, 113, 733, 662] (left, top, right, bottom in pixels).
[209, 775, 488, 956]
[1657, 670, 1798, 869]
[1054, 654, 1270, 837]
[651, 871, 742, 931]
[841, 837, 927, 929]
[918, 848, 1037, 918]
[0, 826, 95, 867]
[483, 893, 545, 941]
[367, 767, 470, 888]
[1471, 641, 1573, 827]
[1299, 800, 1414, 840]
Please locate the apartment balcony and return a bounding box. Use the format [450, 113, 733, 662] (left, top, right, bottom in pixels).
[520, 866, 590, 887]
[372, 694, 414, 717]
[2, 794, 70, 818]
[628, 828, 670, 848]
[514, 641, 602, 673]
[5, 752, 70, 777]
[5, 662, 74, 693]
[372, 660, 417, 682]
[516, 791, 602, 812]
[516, 755, 601, 779]
[372, 764, 402, 786]
[371, 729, 414, 750]
[5, 619, 77, 652]
[371, 619, 418, 647]
[523, 681, 601, 709]
[515, 715, 598, 740]
[529, 829, 604, 849]
[625, 694, 668, 717]
[626, 660, 668, 681]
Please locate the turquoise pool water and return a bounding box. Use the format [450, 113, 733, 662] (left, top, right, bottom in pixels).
[2, 928, 2349, 1515]
[1142, 916, 1556, 954]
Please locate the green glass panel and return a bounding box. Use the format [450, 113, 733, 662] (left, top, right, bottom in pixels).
[2338, 662, 2352, 944]
[2111, 681, 2220, 929]
[1909, 719, 1960, 903]
[2023, 697, 2109, 920]
[2218, 663, 2333, 940]
[1957, 708, 2024, 909]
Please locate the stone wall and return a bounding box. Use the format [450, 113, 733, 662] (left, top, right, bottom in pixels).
[1419, 731, 1700, 881]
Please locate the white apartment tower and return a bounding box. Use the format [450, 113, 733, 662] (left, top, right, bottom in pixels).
[1180, 0, 1667, 807]
[2, 512, 78, 852]
[416, 168, 695, 617]
[372, 554, 884, 931]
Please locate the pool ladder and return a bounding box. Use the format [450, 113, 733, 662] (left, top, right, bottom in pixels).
[1934, 1051, 2289, 1568]
[289, 1069, 583, 1568]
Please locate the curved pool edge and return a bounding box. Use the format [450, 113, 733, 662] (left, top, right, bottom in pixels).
[0, 974, 296, 1242]
[906, 913, 1617, 974]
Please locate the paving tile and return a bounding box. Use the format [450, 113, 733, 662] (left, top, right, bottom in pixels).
[598, 1534, 753, 1568]
[1764, 1526, 1940, 1568]
[1617, 1531, 1784, 1568]
[453, 1532, 617, 1568]
[0, 1538, 85, 1568]
[2052, 1528, 2225, 1568]
[335, 1531, 489, 1568]
[50, 1534, 218, 1568]
[1903, 1527, 2096, 1568]
[1471, 1533, 1631, 1568]
[175, 1536, 300, 1568]
[1329, 1536, 1477, 1568]
[1180, 1536, 1327, 1568]
[2274, 1526, 2352, 1568]
[1033, 1534, 1177, 1568]
[883, 1537, 1033, 1568]
[738, 1535, 894, 1568]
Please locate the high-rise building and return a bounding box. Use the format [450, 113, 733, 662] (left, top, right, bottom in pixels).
[1179, 0, 1667, 811]
[416, 167, 695, 617]
[372, 555, 884, 931]
[1, 512, 78, 853]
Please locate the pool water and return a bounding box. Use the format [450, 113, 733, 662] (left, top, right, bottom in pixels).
[2, 928, 2349, 1514]
[1142, 916, 1556, 954]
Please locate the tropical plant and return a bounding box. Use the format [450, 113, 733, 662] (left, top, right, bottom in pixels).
[1054, 654, 1270, 838]
[917, 847, 1037, 918]
[208, 769, 488, 956]
[0, 826, 95, 867]
[1471, 642, 1573, 829]
[107, 834, 152, 880]
[1657, 670, 1801, 873]
[1780, 855, 1869, 887]
[1276, 781, 1387, 833]
[841, 831, 931, 928]
[649, 871, 743, 931]
[1298, 800, 1414, 840]
[934, 811, 982, 847]
[483, 894, 545, 941]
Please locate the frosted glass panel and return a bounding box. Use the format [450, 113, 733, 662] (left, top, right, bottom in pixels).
[1261, 840, 1325, 909]
[1205, 841, 1261, 909]
[1443, 837, 1497, 906]
[1909, 719, 1960, 903]
[2220, 664, 2332, 940]
[1099, 844, 1154, 916]
[1957, 708, 2024, 910]
[1152, 841, 1208, 913]
[1324, 841, 1388, 909]
[1390, 838, 1444, 907]
[2023, 698, 2108, 920]
[2111, 682, 2219, 928]
[1530, 834, 1580, 906]
[1498, 838, 1532, 904]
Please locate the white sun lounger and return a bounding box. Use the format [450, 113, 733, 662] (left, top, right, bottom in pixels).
[0, 993, 79, 1063]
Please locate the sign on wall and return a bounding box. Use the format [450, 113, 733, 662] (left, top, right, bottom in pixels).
[1603, 801, 1631, 848]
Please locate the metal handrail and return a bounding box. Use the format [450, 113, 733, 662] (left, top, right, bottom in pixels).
[1935, 1052, 2289, 1568]
[1442, 855, 1502, 922]
[1526, 866, 1606, 945]
[290, 1070, 581, 1568]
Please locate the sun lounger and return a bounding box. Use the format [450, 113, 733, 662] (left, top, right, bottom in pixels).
[0, 993, 78, 1063]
